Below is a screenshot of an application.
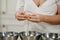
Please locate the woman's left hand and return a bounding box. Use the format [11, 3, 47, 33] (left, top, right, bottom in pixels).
[27, 14, 43, 23]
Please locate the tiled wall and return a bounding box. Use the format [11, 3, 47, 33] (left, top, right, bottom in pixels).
[0, 0, 2, 32]
[0, 0, 25, 32]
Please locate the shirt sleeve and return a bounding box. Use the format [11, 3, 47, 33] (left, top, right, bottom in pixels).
[57, 0, 60, 6]
[16, 0, 25, 12]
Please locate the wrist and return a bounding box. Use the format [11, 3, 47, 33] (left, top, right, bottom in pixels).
[39, 15, 46, 22]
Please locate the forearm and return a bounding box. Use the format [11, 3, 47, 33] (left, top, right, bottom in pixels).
[42, 15, 60, 25]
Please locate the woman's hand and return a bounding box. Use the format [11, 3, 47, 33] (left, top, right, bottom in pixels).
[16, 11, 26, 21]
[27, 14, 43, 23]
[16, 11, 44, 22]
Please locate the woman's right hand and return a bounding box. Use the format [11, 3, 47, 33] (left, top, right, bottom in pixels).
[16, 11, 26, 21]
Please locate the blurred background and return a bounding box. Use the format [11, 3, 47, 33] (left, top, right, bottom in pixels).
[0, 0, 24, 32]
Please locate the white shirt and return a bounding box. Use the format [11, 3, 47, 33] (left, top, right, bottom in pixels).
[16, 0, 60, 33]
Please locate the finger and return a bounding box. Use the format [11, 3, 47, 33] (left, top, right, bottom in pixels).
[19, 11, 25, 15]
[28, 19, 37, 21]
[17, 15, 26, 17]
[28, 19, 40, 23]
[20, 12, 25, 15]
[25, 15, 31, 19]
[16, 17, 26, 20]
[17, 19, 25, 21]
[29, 16, 37, 19]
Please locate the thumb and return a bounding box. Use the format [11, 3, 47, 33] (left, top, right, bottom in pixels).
[20, 11, 25, 15]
